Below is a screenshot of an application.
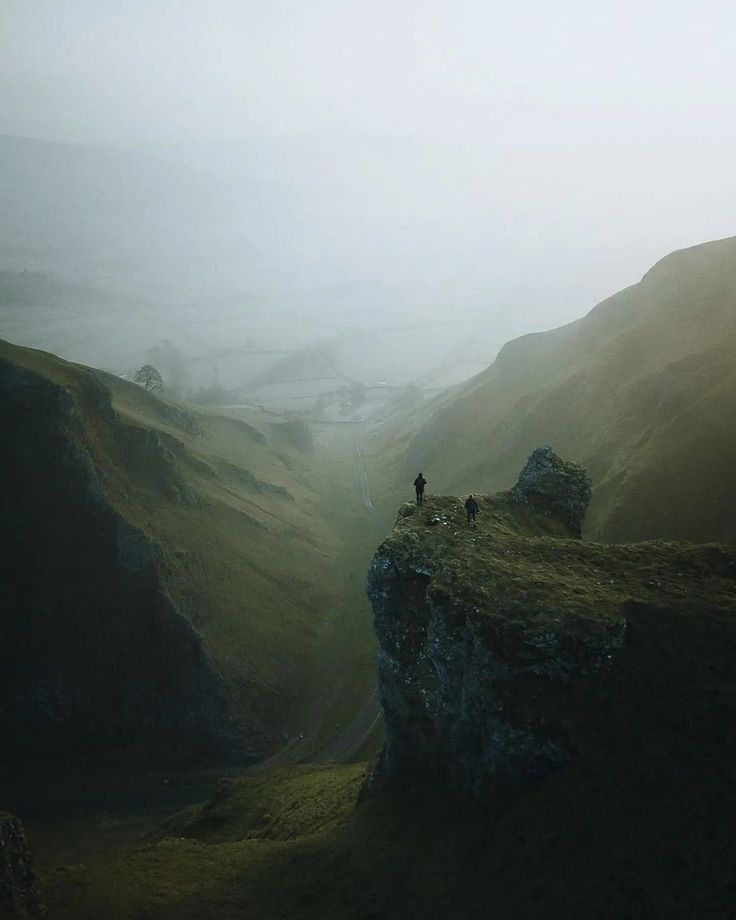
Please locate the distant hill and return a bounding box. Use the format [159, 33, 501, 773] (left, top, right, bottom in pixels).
[0, 134, 247, 297]
[0, 136, 515, 403]
[392, 236, 736, 542]
[0, 270, 113, 309]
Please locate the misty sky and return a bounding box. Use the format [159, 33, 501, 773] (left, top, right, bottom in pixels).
[2, 0, 736, 329]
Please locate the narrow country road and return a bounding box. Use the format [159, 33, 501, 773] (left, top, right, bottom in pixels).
[353, 440, 390, 531]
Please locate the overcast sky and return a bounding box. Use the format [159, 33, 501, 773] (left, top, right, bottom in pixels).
[2, 0, 736, 326]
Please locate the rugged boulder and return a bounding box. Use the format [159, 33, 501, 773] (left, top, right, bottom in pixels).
[368, 454, 736, 797]
[0, 813, 44, 919]
[512, 445, 592, 538]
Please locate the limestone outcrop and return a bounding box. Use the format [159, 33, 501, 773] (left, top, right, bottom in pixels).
[512, 445, 592, 538]
[368, 451, 736, 796]
[0, 813, 44, 919]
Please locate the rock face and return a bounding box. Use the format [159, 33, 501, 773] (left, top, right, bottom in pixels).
[368, 452, 736, 797]
[0, 813, 44, 919]
[512, 446, 592, 538]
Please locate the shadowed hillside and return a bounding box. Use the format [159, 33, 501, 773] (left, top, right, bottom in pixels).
[40, 451, 736, 920]
[388, 236, 736, 542]
[0, 339, 379, 764]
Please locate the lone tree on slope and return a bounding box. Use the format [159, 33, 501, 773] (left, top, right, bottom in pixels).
[133, 364, 164, 392]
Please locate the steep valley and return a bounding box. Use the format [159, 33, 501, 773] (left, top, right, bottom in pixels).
[1, 338, 385, 886]
[26, 449, 736, 920]
[3, 234, 736, 920]
[5, 0, 736, 908]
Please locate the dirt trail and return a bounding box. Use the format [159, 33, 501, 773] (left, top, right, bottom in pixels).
[353, 440, 390, 530]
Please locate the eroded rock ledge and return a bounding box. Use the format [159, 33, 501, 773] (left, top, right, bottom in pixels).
[368, 450, 736, 797]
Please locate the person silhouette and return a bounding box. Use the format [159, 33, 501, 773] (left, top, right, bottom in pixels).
[465, 494, 479, 525]
[414, 473, 427, 505]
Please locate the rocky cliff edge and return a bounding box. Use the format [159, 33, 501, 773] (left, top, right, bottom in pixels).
[368, 449, 736, 796]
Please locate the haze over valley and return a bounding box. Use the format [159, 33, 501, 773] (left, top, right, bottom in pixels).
[2, 3, 736, 919]
[4, 3, 736, 410]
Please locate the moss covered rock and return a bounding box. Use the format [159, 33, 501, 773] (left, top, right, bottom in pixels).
[368, 454, 736, 797]
[512, 445, 592, 537]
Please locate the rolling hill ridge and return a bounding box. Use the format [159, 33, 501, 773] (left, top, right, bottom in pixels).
[392, 236, 736, 542]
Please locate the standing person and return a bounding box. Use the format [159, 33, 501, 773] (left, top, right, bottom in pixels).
[465, 494, 479, 525]
[414, 473, 427, 505]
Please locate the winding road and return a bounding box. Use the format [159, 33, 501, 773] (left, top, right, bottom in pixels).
[352, 440, 391, 531]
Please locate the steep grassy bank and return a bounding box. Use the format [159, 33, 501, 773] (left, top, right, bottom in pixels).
[39, 453, 736, 919]
[373, 236, 736, 543]
[0, 339, 382, 764]
[42, 733, 736, 920]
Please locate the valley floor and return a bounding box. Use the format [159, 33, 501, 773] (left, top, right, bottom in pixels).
[24, 743, 736, 920]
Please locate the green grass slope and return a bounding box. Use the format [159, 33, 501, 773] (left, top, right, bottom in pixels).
[40, 483, 736, 919]
[390, 236, 736, 542]
[43, 726, 736, 920]
[0, 339, 380, 763]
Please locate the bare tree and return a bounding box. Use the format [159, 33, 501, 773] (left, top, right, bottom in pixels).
[133, 364, 164, 392]
[145, 339, 190, 395]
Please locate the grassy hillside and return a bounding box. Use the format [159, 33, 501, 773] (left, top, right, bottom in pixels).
[42, 632, 736, 920]
[0, 339, 381, 764]
[380, 236, 736, 542]
[9, 348, 736, 918]
[39, 481, 736, 919]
